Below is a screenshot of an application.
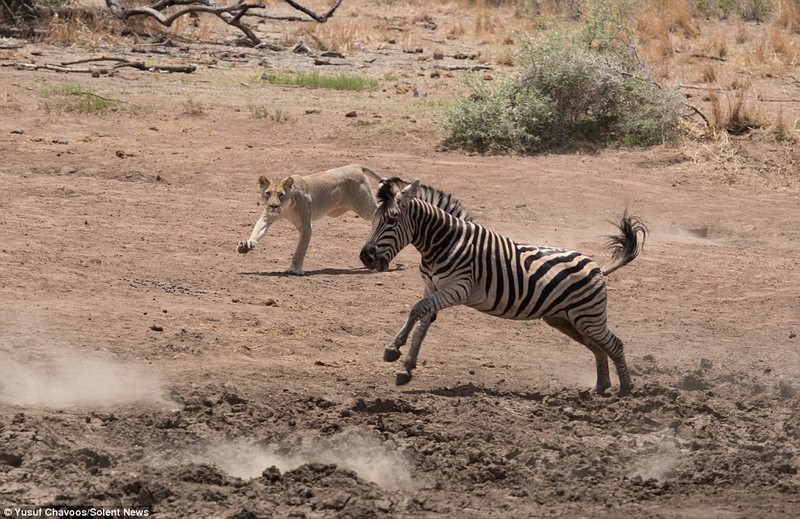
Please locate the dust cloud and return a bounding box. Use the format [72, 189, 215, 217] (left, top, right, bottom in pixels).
[199, 428, 423, 491]
[0, 345, 168, 408]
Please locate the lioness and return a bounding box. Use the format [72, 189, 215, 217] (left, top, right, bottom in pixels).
[236, 164, 383, 275]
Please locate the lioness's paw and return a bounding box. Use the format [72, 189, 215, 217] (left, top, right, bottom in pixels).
[236, 241, 253, 254]
[286, 268, 304, 276]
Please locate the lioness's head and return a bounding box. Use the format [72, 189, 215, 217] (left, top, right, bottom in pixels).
[258, 176, 294, 218]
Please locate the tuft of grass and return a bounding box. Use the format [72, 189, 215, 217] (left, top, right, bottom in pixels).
[739, 0, 774, 22]
[773, 108, 798, 142]
[296, 18, 371, 52]
[708, 84, 767, 135]
[40, 83, 117, 114]
[700, 64, 717, 83]
[250, 105, 295, 123]
[182, 99, 204, 116]
[261, 71, 378, 91]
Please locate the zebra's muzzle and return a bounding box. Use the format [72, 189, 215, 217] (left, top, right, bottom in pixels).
[360, 245, 389, 272]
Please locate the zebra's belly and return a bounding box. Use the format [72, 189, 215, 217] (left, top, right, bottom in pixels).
[466, 299, 538, 320]
[465, 266, 605, 320]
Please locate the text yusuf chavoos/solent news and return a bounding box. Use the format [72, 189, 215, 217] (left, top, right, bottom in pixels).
[7, 509, 149, 517]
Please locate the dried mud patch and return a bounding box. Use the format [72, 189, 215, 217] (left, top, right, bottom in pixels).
[1, 368, 798, 517]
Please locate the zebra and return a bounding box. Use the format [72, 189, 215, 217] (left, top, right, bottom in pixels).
[359, 179, 647, 396]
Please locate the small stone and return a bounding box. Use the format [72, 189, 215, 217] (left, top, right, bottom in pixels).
[345, 111, 357, 118]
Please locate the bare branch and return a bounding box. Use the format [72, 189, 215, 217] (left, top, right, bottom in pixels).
[104, 0, 346, 46]
[106, 0, 260, 27]
[1, 0, 19, 24]
[282, 0, 343, 23]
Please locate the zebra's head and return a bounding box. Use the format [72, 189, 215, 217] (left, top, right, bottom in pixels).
[360, 178, 420, 272]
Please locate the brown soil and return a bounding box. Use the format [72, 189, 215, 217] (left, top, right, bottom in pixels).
[1, 10, 799, 519]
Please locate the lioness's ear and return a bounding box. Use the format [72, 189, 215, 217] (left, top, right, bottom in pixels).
[258, 176, 270, 190]
[282, 177, 294, 190]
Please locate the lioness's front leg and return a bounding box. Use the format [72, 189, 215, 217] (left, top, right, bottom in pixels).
[287, 220, 312, 275]
[237, 215, 271, 254]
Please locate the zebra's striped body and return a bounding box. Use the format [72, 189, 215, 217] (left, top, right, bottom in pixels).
[360, 179, 647, 396]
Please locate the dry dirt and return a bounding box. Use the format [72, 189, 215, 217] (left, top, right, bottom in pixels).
[1, 10, 800, 519]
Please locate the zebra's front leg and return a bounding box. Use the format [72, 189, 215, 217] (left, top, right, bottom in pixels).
[384, 285, 434, 362]
[383, 316, 417, 362]
[386, 283, 469, 384]
[395, 314, 435, 386]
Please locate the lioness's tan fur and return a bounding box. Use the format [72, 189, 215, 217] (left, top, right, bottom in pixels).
[236, 164, 383, 274]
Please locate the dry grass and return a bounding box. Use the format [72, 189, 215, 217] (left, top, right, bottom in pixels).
[42, 10, 125, 48]
[697, 31, 729, 59]
[445, 21, 467, 40]
[295, 18, 375, 53]
[775, 0, 800, 32]
[708, 82, 769, 135]
[773, 108, 795, 142]
[700, 64, 717, 83]
[734, 20, 751, 44]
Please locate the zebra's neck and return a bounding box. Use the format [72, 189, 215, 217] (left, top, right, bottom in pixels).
[408, 199, 469, 263]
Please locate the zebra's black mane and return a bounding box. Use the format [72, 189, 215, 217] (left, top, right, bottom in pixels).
[376, 177, 473, 221]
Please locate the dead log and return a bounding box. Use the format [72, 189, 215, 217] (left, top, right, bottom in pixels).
[10, 57, 196, 74]
[104, 0, 345, 47]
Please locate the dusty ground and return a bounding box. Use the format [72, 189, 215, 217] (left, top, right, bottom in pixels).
[1, 7, 800, 519]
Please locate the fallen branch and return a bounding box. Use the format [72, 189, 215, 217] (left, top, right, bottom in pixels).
[104, 0, 345, 46]
[687, 104, 710, 128]
[11, 57, 196, 74]
[434, 64, 493, 72]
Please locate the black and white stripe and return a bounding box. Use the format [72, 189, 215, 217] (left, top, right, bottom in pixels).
[360, 179, 647, 396]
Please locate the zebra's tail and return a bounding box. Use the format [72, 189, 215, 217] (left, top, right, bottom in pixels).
[602, 212, 648, 276]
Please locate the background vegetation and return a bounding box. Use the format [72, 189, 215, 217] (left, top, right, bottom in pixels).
[2, 0, 798, 155]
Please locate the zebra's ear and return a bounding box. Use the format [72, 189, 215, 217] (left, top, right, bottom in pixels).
[398, 178, 420, 205]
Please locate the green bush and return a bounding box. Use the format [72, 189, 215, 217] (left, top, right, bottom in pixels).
[441, 33, 686, 154]
[443, 77, 561, 154]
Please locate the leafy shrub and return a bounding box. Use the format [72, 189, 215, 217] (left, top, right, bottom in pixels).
[739, 0, 774, 21]
[442, 33, 686, 154]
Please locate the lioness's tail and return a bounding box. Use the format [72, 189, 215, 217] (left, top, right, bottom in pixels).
[359, 165, 386, 183]
[602, 212, 648, 276]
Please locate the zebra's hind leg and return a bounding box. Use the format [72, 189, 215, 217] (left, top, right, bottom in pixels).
[544, 317, 611, 396]
[396, 314, 435, 385]
[581, 326, 633, 396]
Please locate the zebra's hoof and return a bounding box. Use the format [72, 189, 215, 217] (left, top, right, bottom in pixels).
[383, 347, 401, 362]
[395, 370, 412, 386]
[594, 386, 610, 397]
[618, 385, 633, 397]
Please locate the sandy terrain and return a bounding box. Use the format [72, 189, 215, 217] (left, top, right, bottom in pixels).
[1, 8, 799, 518]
